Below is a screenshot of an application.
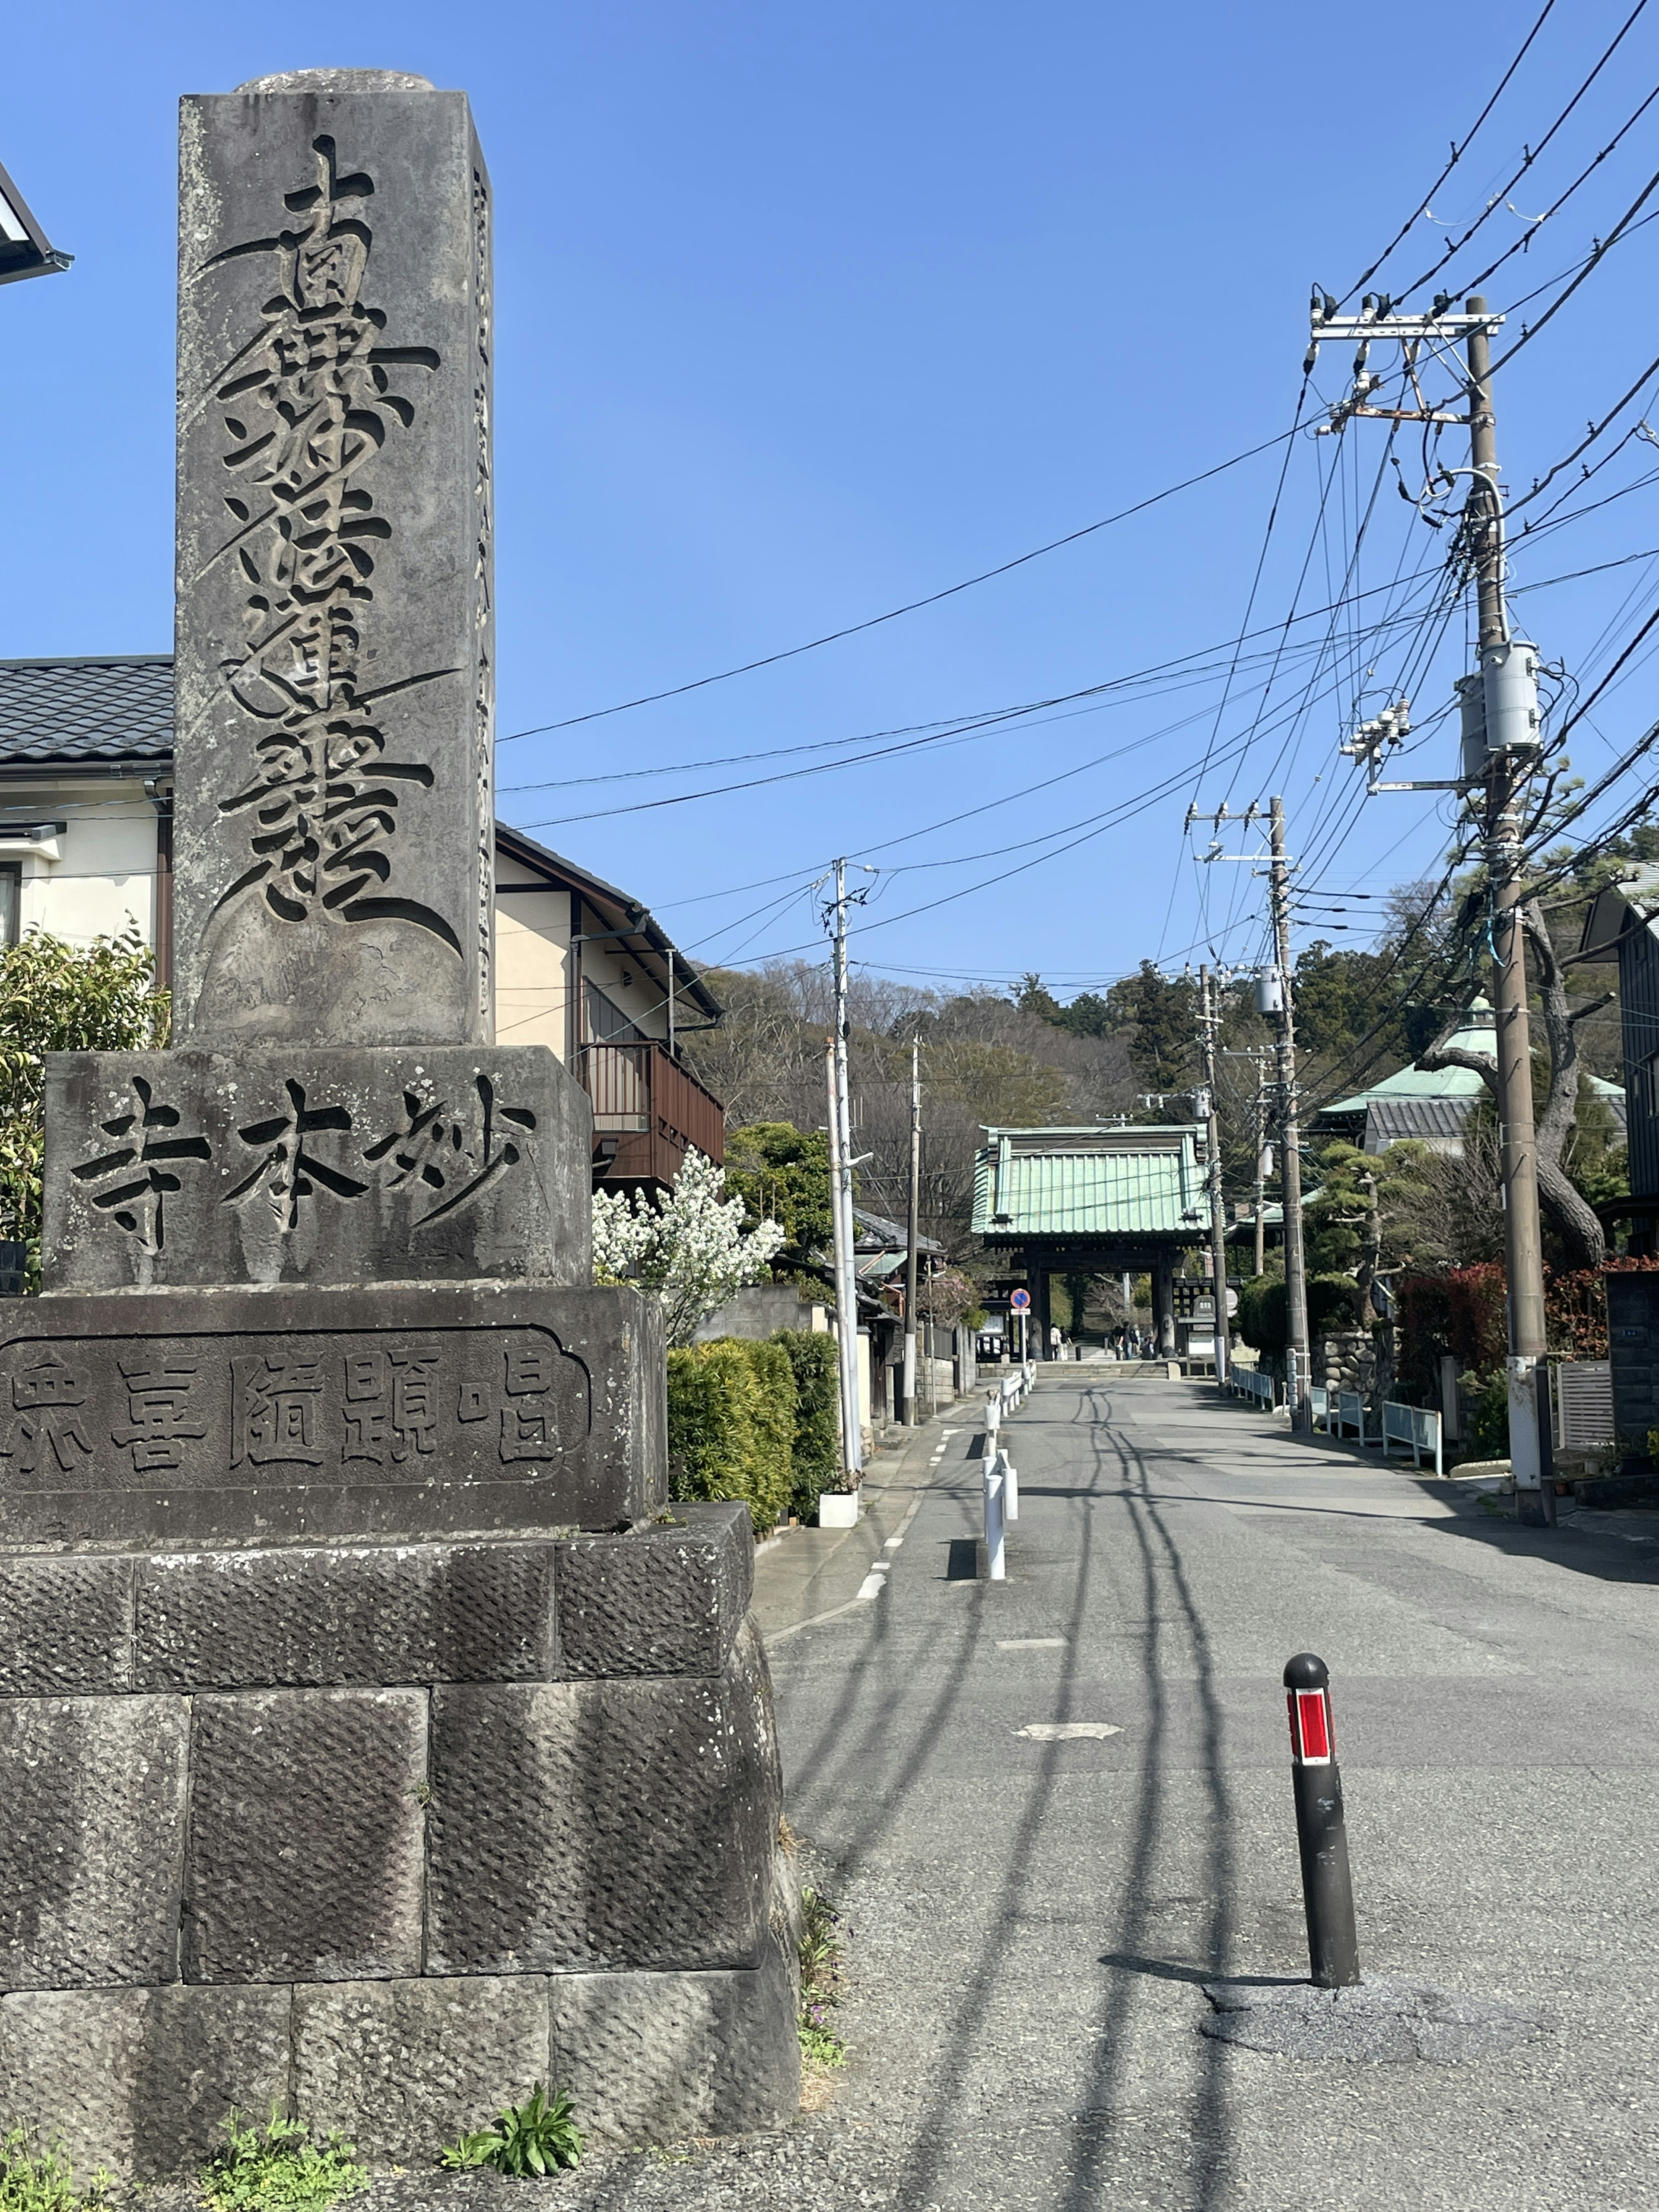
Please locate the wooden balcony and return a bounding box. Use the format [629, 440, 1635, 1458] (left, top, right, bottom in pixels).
[578, 1041, 725, 1190]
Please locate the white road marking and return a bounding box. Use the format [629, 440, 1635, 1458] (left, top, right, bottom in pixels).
[1016, 1721, 1122, 1742]
[884, 1536, 904, 1549]
[855, 1572, 886, 1602]
[998, 1637, 1065, 1650]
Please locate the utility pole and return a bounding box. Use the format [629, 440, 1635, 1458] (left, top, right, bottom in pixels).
[902, 1036, 922, 1425]
[1465, 296, 1554, 1525]
[1305, 289, 1553, 1519]
[1198, 966, 1231, 1390]
[1268, 797, 1311, 1430]
[1254, 1058, 1268, 1276]
[826, 860, 864, 1489]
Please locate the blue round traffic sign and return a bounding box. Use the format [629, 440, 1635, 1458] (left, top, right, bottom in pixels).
[1010, 1289, 1031, 1311]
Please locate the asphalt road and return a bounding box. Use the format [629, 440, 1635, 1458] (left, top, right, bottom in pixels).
[384, 1370, 1659, 2211]
[753, 1369, 1659, 2212]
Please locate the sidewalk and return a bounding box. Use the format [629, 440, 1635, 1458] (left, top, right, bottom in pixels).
[753, 1396, 973, 1641]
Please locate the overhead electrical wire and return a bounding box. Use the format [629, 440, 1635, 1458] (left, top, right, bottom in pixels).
[1335, 0, 1561, 307]
[496, 423, 1307, 744]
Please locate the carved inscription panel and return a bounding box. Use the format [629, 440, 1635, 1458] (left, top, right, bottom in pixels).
[0, 1284, 663, 1547]
[174, 87, 494, 1047]
[0, 1325, 587, 1490]
[43, 1046, 591, 1292]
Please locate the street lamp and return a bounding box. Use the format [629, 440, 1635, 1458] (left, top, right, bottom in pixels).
[0, 158, 71, 286]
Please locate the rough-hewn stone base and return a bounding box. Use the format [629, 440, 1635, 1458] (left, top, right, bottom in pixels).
[0, 1506, 797, 2173]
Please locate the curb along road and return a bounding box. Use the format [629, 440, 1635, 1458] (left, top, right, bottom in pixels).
[754, 1398, 973, 1643]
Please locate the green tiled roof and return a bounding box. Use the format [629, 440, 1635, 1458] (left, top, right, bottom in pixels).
[972, 1126, 1204, 1239]
[1321, 1000, 1497, 1114]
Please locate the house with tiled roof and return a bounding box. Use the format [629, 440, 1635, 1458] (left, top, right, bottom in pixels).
[0, 654, 724, 1194]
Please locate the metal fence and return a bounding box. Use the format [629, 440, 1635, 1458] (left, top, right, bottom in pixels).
[1232, 1367, 1276, 1411]
[1381, 1399, 1443, 1475]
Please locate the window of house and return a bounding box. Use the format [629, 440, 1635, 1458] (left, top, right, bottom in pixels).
[583, 978, 645, 1045]
[0, 864, 19, 948]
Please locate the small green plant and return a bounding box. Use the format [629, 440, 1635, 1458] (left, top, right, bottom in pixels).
[439, 2085, 583, 2177]
[200, 2108, 365, 2212]
[0, 2125, 110, 2212]
[798, 1888, 847, 2069]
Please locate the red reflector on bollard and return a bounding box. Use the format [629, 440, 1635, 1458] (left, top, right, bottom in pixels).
[1294, 1688, 1332, 1763]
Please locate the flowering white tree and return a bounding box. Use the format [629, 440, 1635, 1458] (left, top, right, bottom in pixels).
[592, 1148, 787, 1348]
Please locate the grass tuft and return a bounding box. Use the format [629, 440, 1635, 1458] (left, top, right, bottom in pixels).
[798, 1887, 848, 2070]
[0, 2126, 110, 2212]
[199, 2108, 365, 2212]
[439, 2085, 583, 2177]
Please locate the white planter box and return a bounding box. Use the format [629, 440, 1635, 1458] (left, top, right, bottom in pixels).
[817, 1491, 860, 1528]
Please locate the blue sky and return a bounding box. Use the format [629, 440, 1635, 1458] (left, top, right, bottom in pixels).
[6, 3, 1659, 998]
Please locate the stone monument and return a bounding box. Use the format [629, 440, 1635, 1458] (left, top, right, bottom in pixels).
[0, 71, 797, 2174]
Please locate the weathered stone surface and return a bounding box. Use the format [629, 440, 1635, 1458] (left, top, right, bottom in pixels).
[547, 1938, 799, 2142]
[0, 1695, 187, 1990]
[173, 81, 496, 1049]
[185, 1688, 426, 1982]
[0, 1283, 666, 1548]
[0, 1552, 133, 1693]
[0, 1983, 291, 2180]
[42, 1046, 591, 1292]
[136, 1539, 555, 1690]
[292, 1975, 550, 2160]
[555, 1502, 751, 1678]
[426, 1621, 780, 1975]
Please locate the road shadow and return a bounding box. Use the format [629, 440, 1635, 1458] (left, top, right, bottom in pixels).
[1424, 1502, 1659, 1586]
[1099, 1952, 1297, 1990]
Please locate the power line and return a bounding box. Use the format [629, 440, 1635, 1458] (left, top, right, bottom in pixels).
[1336, 0, 1561, 307]
[494, 424, 1306, 743]
[1385, 0, 1655, 306]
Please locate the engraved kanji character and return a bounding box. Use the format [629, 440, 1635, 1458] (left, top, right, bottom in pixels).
[3, 1356, 94, 1477]
[223, 1078, 368, 1232]
[110, 1357, 206, 1474]
[364, 1073, 535, 1229]
[230, 1352, 325, 1468]
[389, 1348, 439, 1461]
[70, 1077, 212, 1253]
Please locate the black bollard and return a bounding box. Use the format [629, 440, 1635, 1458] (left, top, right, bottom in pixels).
[1283, 1652, 1361, 1988]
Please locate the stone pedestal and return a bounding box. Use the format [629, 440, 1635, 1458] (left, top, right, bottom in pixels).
[0, 67, 794, 2174]
[0, 1508, 798, 2172]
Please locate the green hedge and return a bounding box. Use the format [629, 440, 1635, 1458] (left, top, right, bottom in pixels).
[666, 1339, 797, 1534]
[1237, 1271, 1361, 1349]
[774, 1329, 840, 1522]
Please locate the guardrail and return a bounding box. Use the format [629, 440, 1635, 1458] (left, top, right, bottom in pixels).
[1309, 1384, 1330, 1431]
[1381, 1399, 1442, 1475]
[1231, 1367, 1277, 1411]
[1335, 1390, 1369, 1444]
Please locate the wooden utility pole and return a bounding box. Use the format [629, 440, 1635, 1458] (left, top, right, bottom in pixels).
[902, 1036, 922, 1425]
[1465, 295, 1554, 1525]
[1268, 797, 1312, 1429]
[1199, 966, 1231, 1389]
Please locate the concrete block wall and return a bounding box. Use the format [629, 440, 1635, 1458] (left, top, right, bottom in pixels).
[0, 1505, 799, 2174]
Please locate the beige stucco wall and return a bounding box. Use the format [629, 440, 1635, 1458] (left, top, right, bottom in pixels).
[494, 866, 570, 1056]
[0, 778, 159, 950]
